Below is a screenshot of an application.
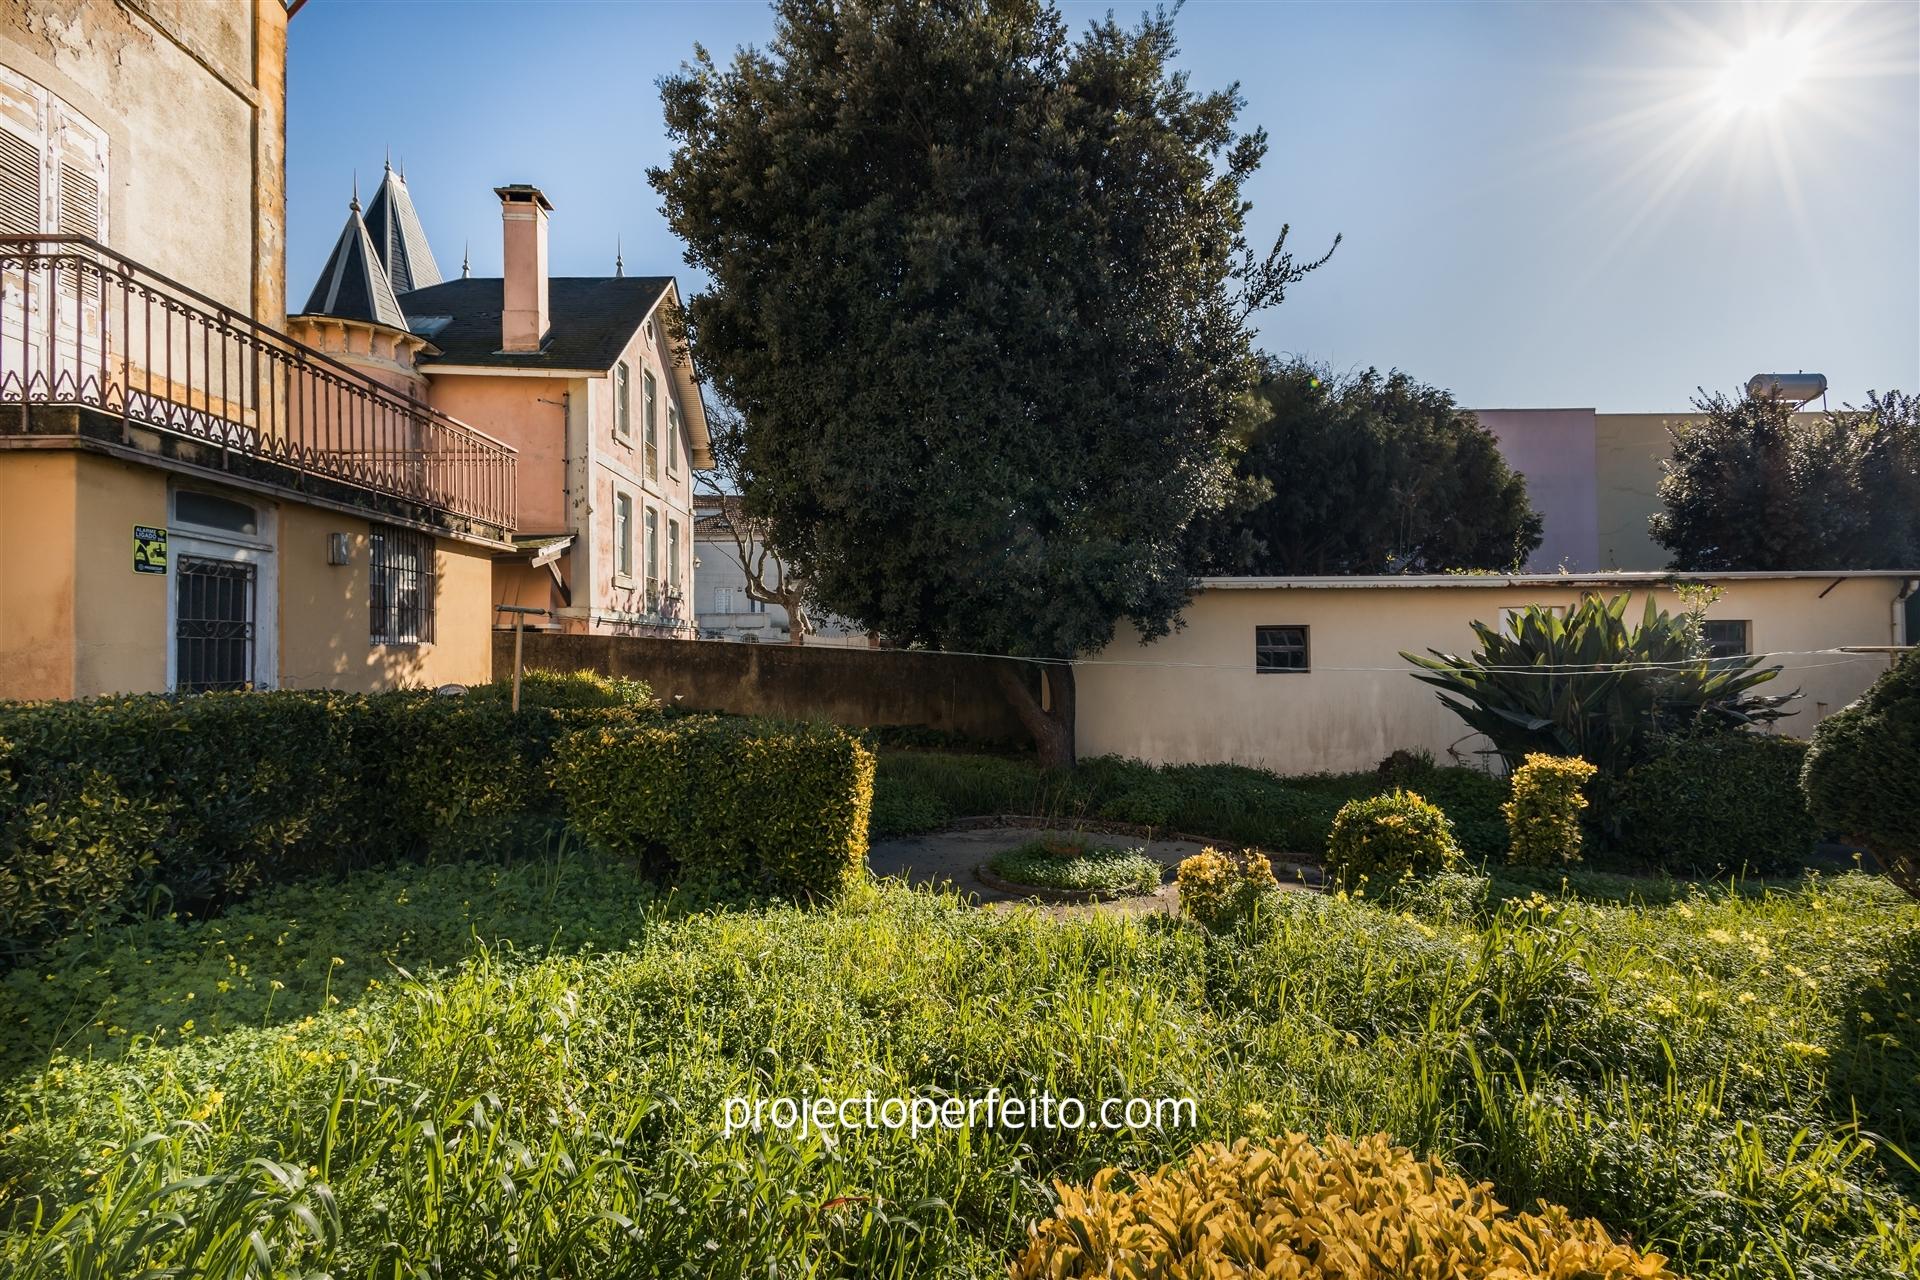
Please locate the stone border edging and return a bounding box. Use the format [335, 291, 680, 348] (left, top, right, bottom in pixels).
[942, 814, 1327, 888]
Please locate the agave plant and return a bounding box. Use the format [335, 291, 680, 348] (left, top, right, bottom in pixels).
[1403, 593, 1797, 775]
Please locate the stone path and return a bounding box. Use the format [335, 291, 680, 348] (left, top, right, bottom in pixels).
[867, 825, 1319, 919]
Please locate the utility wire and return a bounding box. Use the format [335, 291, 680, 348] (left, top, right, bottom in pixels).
[877, 646, 1894, 677]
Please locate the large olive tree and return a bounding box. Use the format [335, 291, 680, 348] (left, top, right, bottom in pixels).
[650, 0, 1332, 765]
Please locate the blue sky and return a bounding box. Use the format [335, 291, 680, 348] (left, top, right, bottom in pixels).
[287, 1, 1918, 412]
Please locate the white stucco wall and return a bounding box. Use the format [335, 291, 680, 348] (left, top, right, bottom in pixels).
[1075, 574, 1914, 775]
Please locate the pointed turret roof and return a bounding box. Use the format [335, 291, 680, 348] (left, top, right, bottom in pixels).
[362, 159, 442, 294]
[299, 191, 409, 330]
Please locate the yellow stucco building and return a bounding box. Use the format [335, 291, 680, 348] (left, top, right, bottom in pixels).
[0, 1, 514, 700]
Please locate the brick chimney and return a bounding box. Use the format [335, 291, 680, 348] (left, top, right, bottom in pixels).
[495, 184, 551, 353]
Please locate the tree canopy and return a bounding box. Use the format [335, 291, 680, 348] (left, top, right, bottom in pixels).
[1650, 389, 1920, 571]
[1194, 361, 1542, 575]
[652, 0, 1332, 761]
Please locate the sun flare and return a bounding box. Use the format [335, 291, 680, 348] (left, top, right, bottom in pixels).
[1715, 34, 1810, 111]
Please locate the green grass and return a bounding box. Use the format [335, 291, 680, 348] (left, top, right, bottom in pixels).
[984, 839, 1163, 896]
[1, 853, 1917, 1278]
[0, 842, 675, 1078]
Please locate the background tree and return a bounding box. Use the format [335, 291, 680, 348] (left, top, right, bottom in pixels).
[652, 0, 1333, 764]
[1651, 388, 1919, 570]
[695, 402, 816, 645]
[1194, 360, 1542, 574]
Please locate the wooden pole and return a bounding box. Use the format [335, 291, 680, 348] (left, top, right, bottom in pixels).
[494, 605, 551, 713]
[512, 616, 524, 712]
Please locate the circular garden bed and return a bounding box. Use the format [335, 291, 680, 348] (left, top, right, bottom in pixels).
[977, 835, 1165, 901]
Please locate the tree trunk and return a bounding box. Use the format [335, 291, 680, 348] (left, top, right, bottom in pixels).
[995, 661, 1075, 769]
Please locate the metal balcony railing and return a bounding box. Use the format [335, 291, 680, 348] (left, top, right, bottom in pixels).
[0, 235, 515, 530]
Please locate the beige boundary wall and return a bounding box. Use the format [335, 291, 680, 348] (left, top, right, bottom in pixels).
[1076, 573, 1917, 775]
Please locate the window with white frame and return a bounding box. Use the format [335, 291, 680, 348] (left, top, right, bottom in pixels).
[614, 490, 634, 580]
[614, 361, 632, 440]
[370, 525, 435, 645]
[668, 518, 682, 594]
[643, 369, 659, 478]
[666, 405, 679, 475]
[645, 507, 659, 597]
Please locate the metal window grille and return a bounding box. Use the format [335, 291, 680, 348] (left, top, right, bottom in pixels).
[370, 525, 436, 645]
[1702, 619, 1751, 659]
[175, 557, 256, 691]
[1255, 625, 1309, 673]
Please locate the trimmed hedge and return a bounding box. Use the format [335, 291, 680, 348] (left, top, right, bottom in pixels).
[553, 718, 875, 899]
[868, 750, 1508, 860]
[0, 675, 661, 959]
[1612, 732, 1818, 876]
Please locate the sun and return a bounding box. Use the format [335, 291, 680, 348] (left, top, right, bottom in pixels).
[1715, 34, 1810, 111]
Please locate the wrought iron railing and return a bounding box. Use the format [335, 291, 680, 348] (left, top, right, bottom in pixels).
[0, 235, 515, 530]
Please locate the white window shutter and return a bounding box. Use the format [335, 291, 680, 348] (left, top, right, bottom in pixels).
[56, 158, 99, 240]
[0, 128, 41, 236]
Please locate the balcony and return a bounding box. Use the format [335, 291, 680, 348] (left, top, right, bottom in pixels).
[0, 235, 515, 538]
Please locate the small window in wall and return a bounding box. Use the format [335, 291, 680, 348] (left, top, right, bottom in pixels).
[614, 491, 634, 579]
[614, 362, 632, 439]
[174, 489, 260, 537]
[1255, 625, 1309, 673]
[1702, 619, 1751, 659]
[668, 518, 682, 593]
[643, 370, 659, 478]
[370, 525, 435, 645]
[666, 405, 679, 475]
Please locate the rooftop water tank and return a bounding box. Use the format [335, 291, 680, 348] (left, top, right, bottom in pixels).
[1746, 372, 1828, 405]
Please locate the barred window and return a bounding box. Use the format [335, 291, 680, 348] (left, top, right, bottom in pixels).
[370, 525, 435, 645]
[1255, 625, 1309, 673]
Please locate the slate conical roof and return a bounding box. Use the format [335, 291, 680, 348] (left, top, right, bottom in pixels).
[300, 193, 409, 330]
[363, 161, 442, 294]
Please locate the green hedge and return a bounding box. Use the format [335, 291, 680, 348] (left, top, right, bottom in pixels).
[552, 718, 875, 899]
[1611, 732, 1818, 876]
[1804, 654, 1920, 896]
[0, 674, 656, 960]
[867, 750, 1508, 860]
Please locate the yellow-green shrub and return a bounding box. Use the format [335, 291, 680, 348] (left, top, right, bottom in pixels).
[460, 669, 654, 711]
[1503, 753, 1598, 867]
[1176, 847, 1277, 931]
[1012, 1132, 1679, 1279]
[551, 718, 875, 898]
[1324, 789, 1462, 895]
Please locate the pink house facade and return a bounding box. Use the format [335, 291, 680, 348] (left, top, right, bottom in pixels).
[290, 168, 709, 637]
